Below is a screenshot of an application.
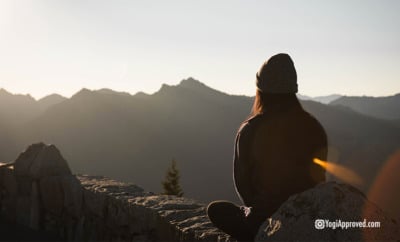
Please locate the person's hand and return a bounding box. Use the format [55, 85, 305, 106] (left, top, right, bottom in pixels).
[240, 206, 252, 217]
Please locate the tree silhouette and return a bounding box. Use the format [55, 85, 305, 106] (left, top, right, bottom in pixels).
[162, 159, 183, 197]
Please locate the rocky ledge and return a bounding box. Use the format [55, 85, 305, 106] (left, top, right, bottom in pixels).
[255, 182, 400, 241]
[1, 143, 399, 241]
[0, 143, 231, 241]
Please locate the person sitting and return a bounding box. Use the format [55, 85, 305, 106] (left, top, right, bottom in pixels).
[207, 53, 327, 241]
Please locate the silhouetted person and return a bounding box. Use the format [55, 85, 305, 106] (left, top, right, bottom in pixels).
[207, 53, 327, 241]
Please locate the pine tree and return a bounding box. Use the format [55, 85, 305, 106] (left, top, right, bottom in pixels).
[162, 159, 183, 197]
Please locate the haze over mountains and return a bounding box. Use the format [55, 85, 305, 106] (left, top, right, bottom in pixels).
[1, 79, 399, 214]
[297, 94, 342, 104]
[331, 94, 400, 120]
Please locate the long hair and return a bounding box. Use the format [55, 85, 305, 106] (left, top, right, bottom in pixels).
[251, 90, 302, 116]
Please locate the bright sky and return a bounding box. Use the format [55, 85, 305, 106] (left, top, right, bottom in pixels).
[0, 0, 399, 99]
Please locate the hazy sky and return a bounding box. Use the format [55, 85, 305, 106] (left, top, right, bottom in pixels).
[0, 0, 399, 99]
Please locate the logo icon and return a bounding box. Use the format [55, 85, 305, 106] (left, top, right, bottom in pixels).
[315, 219, 325, 230]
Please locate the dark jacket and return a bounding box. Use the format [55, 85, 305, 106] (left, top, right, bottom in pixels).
[233, 103, 327, 216]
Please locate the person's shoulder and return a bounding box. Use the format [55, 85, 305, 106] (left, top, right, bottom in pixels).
[302, 111, 323, 127]
[235, 114, 264, 148]
[237, 114, 265, 138]
[240, 114, 264, 130]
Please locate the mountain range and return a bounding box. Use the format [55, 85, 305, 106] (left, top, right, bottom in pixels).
[331, 94, 400, 120]
[1, 79, 399, 216]
[297, 94, 342, 104]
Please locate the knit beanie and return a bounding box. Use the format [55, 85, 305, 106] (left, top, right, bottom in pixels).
[256, 53, 298, 93]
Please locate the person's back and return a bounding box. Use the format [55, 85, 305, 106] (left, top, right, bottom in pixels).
[207, 53, 328, 241]
[235, 94, 327, 217]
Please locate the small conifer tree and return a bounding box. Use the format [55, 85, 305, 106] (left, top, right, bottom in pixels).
[162, 159, 183, 197]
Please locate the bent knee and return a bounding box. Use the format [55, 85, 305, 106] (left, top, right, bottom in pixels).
[206, 200, 240, 217]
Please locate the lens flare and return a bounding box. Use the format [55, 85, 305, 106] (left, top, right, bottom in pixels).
[313, 158, 363, 186]
[366, 150, 400, 222]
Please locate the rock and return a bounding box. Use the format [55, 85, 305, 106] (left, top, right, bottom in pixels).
[16, 176, 33, 196]
[0, 195, 16, 222]
[106, 198, 130, 227]
[255, 181, 400, 242]
[30, 181, 41, 229]
[2, 150, 234, 242]
[82, 188, 107, 217]
[14, 143, 71, 180]
[77, 175, 233, 241]
[0, 166, 17, 221]
[16, 196, 31, 226]
[61, 176, 83, 218]
[79, 174, 144, 218]
[14, 143, 44, 177]
[127, 195, 231, 241]
[74, 216, 85, 241]
[0, 164, 17, 196]
[39, 176, 64, 216]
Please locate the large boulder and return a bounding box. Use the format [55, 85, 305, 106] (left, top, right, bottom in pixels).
[255, 181, 400, 241]
[4, 143, 82, 229]
[14, 142, 71, 179]
[39, 176, 65, 216]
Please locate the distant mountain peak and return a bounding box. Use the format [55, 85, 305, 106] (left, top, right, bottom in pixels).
[0, 88, 11, 96]
[96, 88, 131, 96]
[133, 91, 150, 98]
[78, 88, 91, 93]
[331, 93, 400, 120]
[0, 88, 36, 101]
[39, 93, 66, 101]
[313, 94, 342, 104]
[178, 77, 207, 89]
[38, 94, 67, 110]
[157, 83, 172, 93]
[297, 94, 342, 104]
[71, 88, 93, 99]
[178, 77, 225, 95]
[154, 78, 226, 98]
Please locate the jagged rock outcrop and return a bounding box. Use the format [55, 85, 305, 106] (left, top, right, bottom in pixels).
[0, 143, 232, 241]
[255, 182, 400, 241]
[14, 142, 71, 179]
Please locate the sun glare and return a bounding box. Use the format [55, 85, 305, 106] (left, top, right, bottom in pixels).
[313, 158, 363, 186]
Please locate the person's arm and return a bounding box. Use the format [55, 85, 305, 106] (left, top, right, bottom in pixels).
[309, 119, 328, 183]
[233, 123, 256, 206]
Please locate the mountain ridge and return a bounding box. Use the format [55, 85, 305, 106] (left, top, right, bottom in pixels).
[331, 93, 400, 120]
[1, 79, 399, 205]
[2, 80, 398, 107]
